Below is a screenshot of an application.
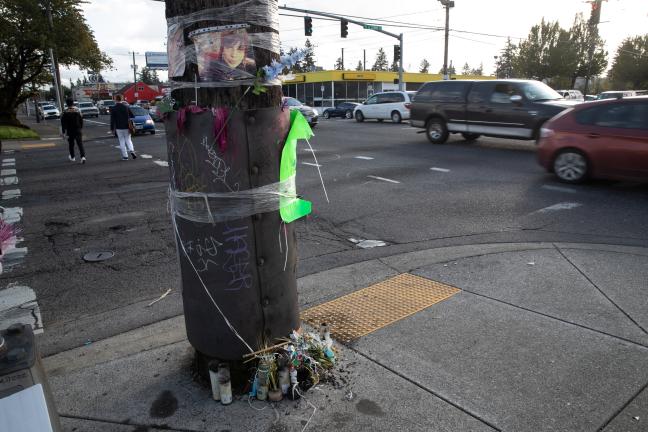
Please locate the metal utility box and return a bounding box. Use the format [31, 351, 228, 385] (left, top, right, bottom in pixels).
[0, 324, 61, 431]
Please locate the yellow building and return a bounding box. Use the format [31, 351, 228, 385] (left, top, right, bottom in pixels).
[282, 70, 494, 107]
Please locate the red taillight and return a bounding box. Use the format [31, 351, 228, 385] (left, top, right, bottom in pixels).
[404, 103, 411, 109]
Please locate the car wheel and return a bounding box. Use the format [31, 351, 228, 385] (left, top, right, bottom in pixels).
[345, 110, 353, 119]
[426, 118, 449, 144]
[355, 110, 364, 122]
[323, 111, 330, 119]
[553, 149, 589, 184]
[391, 111, 402, 123]
[150, 130, 156, 135]
[461, 133, 481, 141]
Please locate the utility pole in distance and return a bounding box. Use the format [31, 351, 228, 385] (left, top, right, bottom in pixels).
[583, 0, 604, 97]
[45, 1, 64, 111]
[439, 0, 455, 80]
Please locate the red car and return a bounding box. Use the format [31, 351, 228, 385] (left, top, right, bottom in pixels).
[537, 97, 648, 183]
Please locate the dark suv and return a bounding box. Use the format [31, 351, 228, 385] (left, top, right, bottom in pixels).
[410, 79, 575, 144]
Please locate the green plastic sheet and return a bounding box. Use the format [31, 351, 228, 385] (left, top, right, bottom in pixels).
[279, 110, 313, 223]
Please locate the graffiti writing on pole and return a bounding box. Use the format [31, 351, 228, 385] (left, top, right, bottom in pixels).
[183, 235, 223, 272]
[201, 136, 239, 192]
[222, 224, 252, 291]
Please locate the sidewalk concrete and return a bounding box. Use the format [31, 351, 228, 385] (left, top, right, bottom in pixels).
[41, 242, 648, 432]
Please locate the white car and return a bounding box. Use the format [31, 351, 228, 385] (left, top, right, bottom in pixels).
[39, 104, 60, 119]
[77, 101, 99, 118]
[354, 91, 416, 123]
[556, 89, 584, 101]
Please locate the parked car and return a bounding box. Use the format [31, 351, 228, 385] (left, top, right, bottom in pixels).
[322, 102, 360, 119]
[77, 101, 99, 118]
[128, 106, 156, 135]
[97, 99, 116, 115]
[39, 104, 60, 119]
[282, 97, 318, 127]
[537, 97, 648, 183]
[598, 90, 639, 100]
[556, 89, 584, 101]
[585, 94, 598, 101]
[410, 79, 575, 144]
[354, 91, 416, 123]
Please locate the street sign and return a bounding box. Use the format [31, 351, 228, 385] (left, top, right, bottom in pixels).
[363, 24, 383, 31]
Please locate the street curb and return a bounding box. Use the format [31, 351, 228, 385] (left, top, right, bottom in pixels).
[42, 241, 648, 376]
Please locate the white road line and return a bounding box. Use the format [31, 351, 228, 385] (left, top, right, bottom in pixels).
[84, 119, 110, 125]
[302, 162, 322, 168]
[0, 177, 18, 186]
[367, 175, 400, 184]
[535, 202, 581, 214]
[2, 162, 15, 167]
[140, 154, 153, 159]
[430, 167, 450, 173]
[154, 160, 169, 167]
[542, 185, 577, 194]
[2, 189, 21, 200]
[354, 156, 374, 160]
[3, 158, 16, 163]
[1, 207, 23, 224]
[1, 169, 17, 176]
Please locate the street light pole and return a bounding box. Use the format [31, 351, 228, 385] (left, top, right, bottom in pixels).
[45, 1, 64, 111]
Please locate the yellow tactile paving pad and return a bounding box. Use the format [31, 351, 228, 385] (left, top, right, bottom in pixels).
[300, 273, 461, 343]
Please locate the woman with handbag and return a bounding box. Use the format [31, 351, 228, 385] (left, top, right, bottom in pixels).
[110, 95, 138, 161]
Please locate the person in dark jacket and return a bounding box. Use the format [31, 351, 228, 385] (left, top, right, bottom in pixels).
[110, 95, 137, 160]
[61, 98, 85, 163]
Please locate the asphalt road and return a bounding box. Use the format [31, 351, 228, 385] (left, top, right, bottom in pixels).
[5, 114, 648, 356]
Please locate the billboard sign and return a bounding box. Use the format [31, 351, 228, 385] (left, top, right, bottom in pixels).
[145, 52, 169, 70]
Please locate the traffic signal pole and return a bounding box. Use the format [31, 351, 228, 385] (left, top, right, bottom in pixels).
[280, 6, 405, 90]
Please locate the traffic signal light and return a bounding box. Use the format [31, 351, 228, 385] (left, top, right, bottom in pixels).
[394, 45, 401, 63]
[304, 17, 313, 36]
[341, 20, 349, 38]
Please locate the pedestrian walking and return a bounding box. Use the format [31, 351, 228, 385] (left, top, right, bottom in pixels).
[60, 98, 85, 164]
[110, 95, 137, 161]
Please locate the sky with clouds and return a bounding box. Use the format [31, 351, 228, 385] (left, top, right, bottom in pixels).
[60, 0, 648, 85]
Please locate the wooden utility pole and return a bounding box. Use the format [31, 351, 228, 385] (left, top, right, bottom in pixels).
[164, 0, 299, 373]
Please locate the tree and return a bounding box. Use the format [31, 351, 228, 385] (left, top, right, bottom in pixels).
[568, 13, 607, 88]
[334, 57, 344, 71]
[470, 62, 484, 76]
[419, 59, 430, 73]
[495, 38, 518, 78]
[514, 19, 562, 80]
[140, 67, 161, 85]
[371, 48, 388, 71]
[438, 64, 456, 75]
[462, 62, 471, 75]
[356, 60, 363, 71]
[46, 84, 71, 101]
[0, 0, 112, 125]
[609, 35, 648, 89]
[389, 61, 399, 72]
[302, 39, 316, 71]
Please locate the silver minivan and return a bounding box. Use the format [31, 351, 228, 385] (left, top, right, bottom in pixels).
[354, 91, 416, 124]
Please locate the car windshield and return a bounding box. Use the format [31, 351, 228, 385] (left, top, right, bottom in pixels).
[521, 81, 562, 101]
[79, 103, 93, 108]
[103, 101, 116, 106]
[285, 98, 302, 107]
[43, 105, 55, 110]
[130, 107, 148, 116]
